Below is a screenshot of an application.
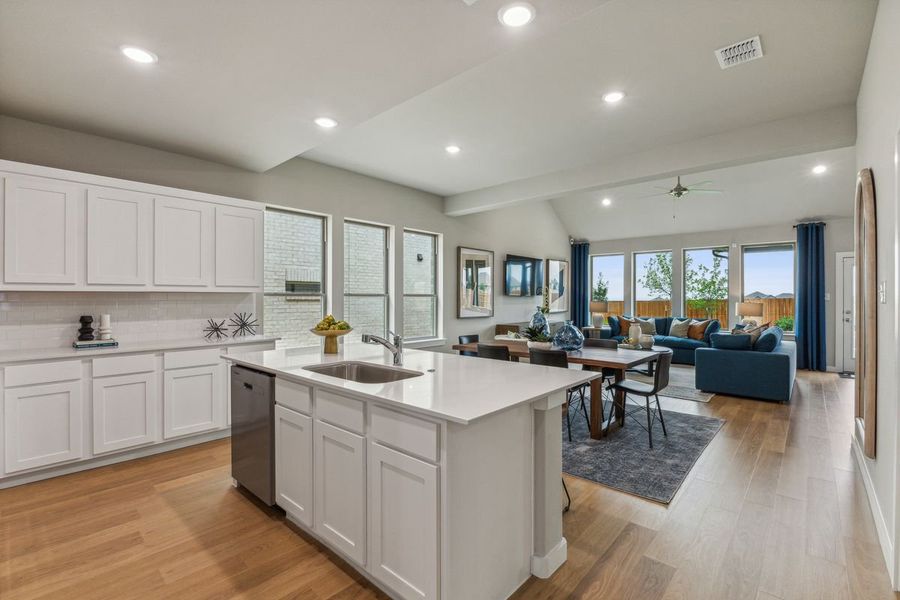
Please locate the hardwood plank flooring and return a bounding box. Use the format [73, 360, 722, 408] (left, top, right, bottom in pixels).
[0, 371, 895, 599]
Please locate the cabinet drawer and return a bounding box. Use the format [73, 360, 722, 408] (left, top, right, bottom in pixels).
[275, 378, 312, 415]
[5, 360, 82, 387]
[316, 390, 364, 434]
[164, 348, 221, 370]
[370, 405, 439, 463]
[93, 353, 156, 377]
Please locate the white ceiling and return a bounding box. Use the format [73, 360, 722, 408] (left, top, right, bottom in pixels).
[551, 146, 857, 241]
[0, 0, 607, 171]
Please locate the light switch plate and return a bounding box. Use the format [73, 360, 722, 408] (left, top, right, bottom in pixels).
[824, 292, 831, 301]
[879, 280, 887, 304]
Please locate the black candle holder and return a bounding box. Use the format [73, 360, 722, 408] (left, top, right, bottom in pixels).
[78, 315, 95, 341]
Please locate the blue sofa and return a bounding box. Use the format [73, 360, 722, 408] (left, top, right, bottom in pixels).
[592, 316, 721, 365]
[694, 327, 796, 402]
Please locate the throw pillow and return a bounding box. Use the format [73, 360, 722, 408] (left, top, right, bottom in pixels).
[688, 319, 711, 341]
[743, 324, 765, 347]
[754, 326, 784, 352]
[669, 318, 691, 338]
[710, 332, 752, 350]
[618, 317, 638, 338]
[607, 315, 620, 337]
[637, 318, 657, 335]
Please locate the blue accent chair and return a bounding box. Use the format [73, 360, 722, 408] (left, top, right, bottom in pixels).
[694, 327, 796, 402]
[587, 316, 721, 365]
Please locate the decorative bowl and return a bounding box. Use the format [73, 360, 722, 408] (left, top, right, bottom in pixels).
[527, 340, 553, 350]
[310, 328, 352, 354]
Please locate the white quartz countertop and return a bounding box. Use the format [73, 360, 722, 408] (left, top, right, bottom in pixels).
[226, 344, 599, 425]
[0, 335, 279, 365]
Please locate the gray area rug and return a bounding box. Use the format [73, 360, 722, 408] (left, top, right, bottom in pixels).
[630, 364, 713, 403]
[563, 394, 724, 504]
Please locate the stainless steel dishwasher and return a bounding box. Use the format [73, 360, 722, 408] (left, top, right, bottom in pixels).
[230, 365, 276, 505]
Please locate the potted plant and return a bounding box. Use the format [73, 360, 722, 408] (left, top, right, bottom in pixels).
[523, 325, 553, 350]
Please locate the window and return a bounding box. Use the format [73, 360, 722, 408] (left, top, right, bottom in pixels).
[344, 220, 389, 339]
[402, 230, 438, 339]
[683, 247, 729, 323]
[264, 208, 326, 349]
[634, 251, 672, 316]
[590, 254, 624, 321]
[741, 243, 796, 331]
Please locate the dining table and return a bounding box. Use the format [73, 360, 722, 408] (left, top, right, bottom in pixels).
[450, 340, 662, 439]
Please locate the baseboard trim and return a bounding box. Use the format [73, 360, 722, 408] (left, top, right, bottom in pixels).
[531, 536, 568, 578]
[851, 432, 896, 588]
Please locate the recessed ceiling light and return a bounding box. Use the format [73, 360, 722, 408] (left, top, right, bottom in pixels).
[314, 117, 338, 129]
[498, 2, 535, 27]
[445, 145, 461, 155]
[602, 91, 625, 104]
[120, 46, 158, 64]
[601, 198, 612, 207]
[812, 164, 827, 175]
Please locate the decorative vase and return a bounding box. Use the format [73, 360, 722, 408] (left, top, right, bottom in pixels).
[529, 307, 550, 336]
[628, 323, 642, 345]
[639, 334, 654, 349]
[98, 314, 112, 341]
[553, 320, 585, 351]
[78, 315, 94, 341]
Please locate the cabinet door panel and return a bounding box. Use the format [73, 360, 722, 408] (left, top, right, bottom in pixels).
[92, 372, 158, 454]
[369, 443, 439, 600]
[275, 405, 313, 526]
[154, 196, 213, 287]
[163, 365, 223, 439]
[215, 205, 262, 288]
[4, 176, 80, 284]
[4, 381, 83, 473]
[314, 419, 366, 566]
[87, 188, 150, 285]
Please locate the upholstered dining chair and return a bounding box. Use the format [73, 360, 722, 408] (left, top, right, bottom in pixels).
[477, 343, 511, 361]
[458, 334, 479, 357]
[528, 348, 590, 441]
[607, 351, 672, 448]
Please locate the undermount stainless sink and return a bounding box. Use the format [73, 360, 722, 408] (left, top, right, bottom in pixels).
[302, 361, 423, 384]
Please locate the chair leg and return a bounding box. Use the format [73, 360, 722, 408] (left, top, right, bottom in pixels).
[645, 395, 653, 449]
[579, 387, 591, 433]
[565, 394, 573, 442]
[563, 477, 571, 512]
[655, 394, 667, 437]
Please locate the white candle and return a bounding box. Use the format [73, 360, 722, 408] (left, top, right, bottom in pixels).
[100, 314, 111, 329]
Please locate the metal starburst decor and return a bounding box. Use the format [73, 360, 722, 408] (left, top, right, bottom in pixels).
[203, 318, 228, 341]
[229, 312, 258, 337]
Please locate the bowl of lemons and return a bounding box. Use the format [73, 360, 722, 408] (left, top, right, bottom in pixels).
[310, 315, 352, 354]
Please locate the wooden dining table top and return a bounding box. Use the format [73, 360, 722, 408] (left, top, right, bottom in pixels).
[451, 340, 660, 370]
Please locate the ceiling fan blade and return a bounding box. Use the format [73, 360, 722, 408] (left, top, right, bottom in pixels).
[688, 189, 723, 194]
[637, 192, 672, 199]
[653, 186, 672, 191]
[685, 180, 714, 187]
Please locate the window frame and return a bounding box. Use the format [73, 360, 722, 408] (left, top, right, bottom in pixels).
[682, 245, 730, 321]
[739, 241, 797, 331]
[343, 219, 391, 337]
[632, 249, 673, 316]
[402, 228, 440, 340]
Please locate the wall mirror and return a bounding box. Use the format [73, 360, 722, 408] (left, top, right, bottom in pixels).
[546, 258, 570, 313]
[854, 167, 877, 459]
[458, 247, 494, 318]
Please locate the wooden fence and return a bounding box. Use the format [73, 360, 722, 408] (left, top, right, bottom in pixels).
[595, 298, 794, 330]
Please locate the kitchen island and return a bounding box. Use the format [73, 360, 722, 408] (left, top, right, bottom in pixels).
[226, 344, 598, 600]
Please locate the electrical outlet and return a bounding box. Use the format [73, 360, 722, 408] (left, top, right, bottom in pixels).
[879, 280, 887, 304]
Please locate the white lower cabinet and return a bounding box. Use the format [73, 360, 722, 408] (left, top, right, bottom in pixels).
[4, 380, 83, 473]
[163, 365, 223, 439]
[92, 372, 158, 454]
[368, 442, 439, 600]
[314, 418, 366, 566]
[275, 405, 313, 527]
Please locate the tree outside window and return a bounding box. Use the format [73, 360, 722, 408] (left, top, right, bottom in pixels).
[684, 247, 729, 322]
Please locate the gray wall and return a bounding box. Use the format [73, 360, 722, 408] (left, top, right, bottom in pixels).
[0, 114, 571, 351]
[588, 218, 854, 367]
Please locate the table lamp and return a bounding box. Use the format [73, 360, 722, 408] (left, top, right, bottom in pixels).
[590, 301, 609, 327]
[736, 301, 764, 327]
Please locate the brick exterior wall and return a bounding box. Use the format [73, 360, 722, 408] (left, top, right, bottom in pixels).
[403, 231, 436, 338]
[343, 221, 388, 340]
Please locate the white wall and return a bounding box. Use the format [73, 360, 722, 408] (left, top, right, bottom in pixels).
[854, 0, 900, 587]
[0, 114, 571, 351]
[588, 219, 854, 366]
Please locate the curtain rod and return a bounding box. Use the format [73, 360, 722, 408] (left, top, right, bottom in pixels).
[793, 221, 827, 228]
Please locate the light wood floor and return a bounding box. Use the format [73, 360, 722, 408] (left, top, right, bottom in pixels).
[0, 371, 895, 599]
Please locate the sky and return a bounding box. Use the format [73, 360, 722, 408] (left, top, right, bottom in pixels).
[592, 246, 794, 301]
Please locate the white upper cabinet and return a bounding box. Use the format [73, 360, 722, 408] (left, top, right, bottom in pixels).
[3, 175, 81, 285]
[215, 205, 263, 288]
[154, 196, 214, 287]
[87, 187, 151, 285]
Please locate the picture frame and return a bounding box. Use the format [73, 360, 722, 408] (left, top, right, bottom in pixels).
[546, 258, 569, 313]
[457, 247, 494, 318]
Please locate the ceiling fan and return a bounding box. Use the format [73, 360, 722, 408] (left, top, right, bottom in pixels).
[648, 176, 723, 199]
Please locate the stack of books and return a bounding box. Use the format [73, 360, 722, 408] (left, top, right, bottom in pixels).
[73, 339, 118, 350]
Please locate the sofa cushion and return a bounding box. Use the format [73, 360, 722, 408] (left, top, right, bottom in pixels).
[637, 318, 657, 335]
[755, 326, 784, 352]
[656, 335, 707, 350]
[704, 320, 721, 343]
[688, 319, 711, 341]
[607, 316, 621, 337]
[669, 318, 691, 338]
[653, 317, 672, 336]
[710, 332, 752, 350]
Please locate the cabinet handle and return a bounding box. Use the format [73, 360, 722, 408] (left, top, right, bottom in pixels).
[243, 382, 253, 390]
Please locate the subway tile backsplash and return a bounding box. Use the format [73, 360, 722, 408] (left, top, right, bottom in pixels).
[0, 292, 256, 350]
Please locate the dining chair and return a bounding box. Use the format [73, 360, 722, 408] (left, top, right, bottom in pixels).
[607, 351, 672, 448]
[528, 348, 590, 441]
[458, 334, 479, 357]
[477, 343, 511, 361]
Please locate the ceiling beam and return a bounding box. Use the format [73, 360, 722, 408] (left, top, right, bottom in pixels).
[443, 104, 856, 216]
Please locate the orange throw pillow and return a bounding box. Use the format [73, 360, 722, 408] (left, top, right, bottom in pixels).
[618, 317, 638, 338]
[688, 319, 711, 341]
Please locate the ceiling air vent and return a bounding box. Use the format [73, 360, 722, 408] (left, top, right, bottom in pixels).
[715, 35, 763, 69]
